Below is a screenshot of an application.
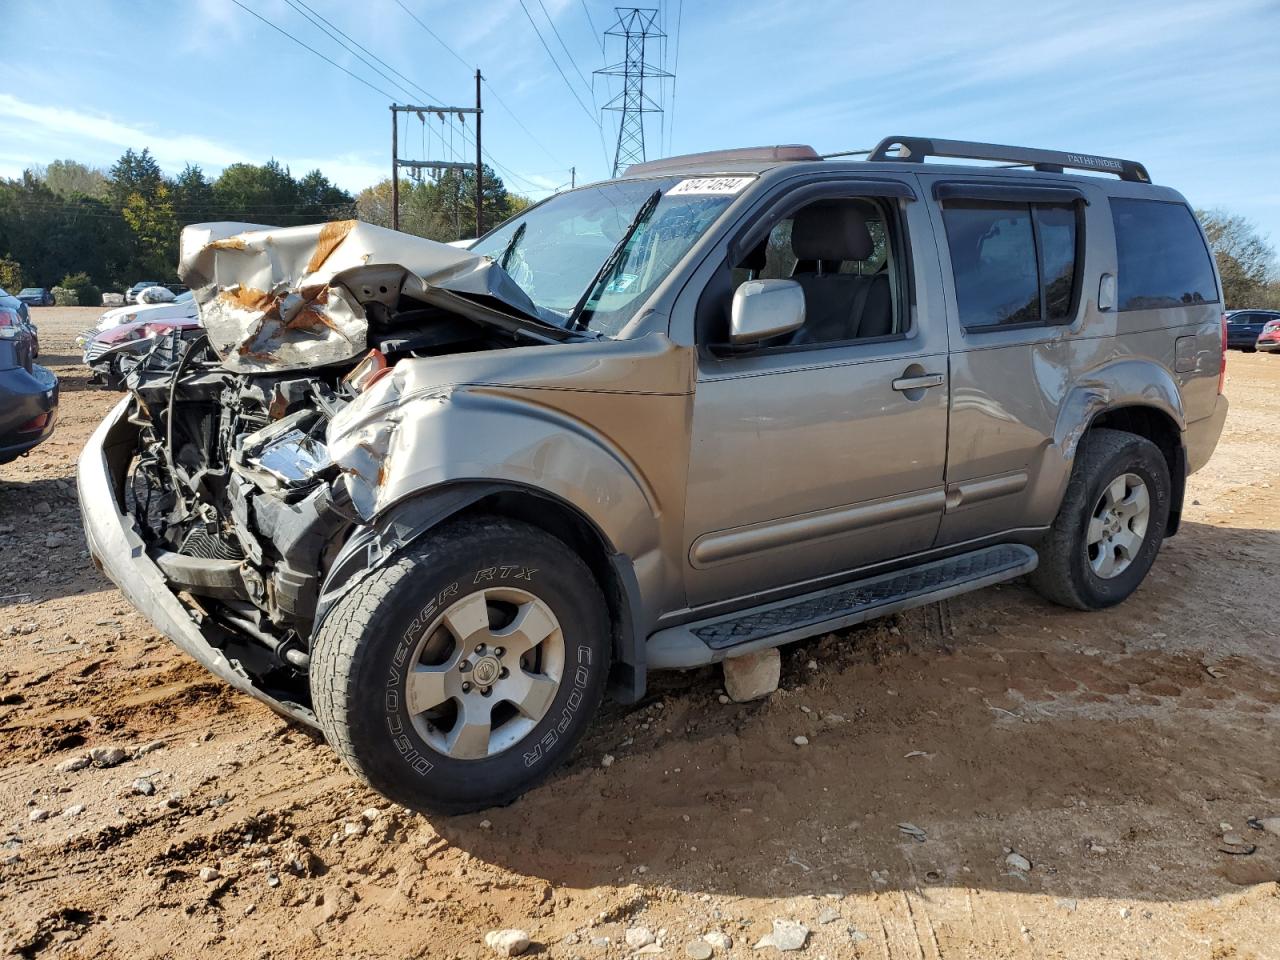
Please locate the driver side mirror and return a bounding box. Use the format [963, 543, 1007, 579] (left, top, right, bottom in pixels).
[730, 279, 806, 345]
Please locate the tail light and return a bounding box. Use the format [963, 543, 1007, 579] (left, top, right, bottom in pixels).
[0, 306, 18, 339]
[1218, 312, 1227, 395]
[16, 411, 51, 433]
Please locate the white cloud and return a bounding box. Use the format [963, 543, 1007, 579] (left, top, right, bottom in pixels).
[0, 92, 242, 171]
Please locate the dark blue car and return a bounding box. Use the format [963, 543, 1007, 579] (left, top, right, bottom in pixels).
[1225, 309, 1280, 351]
[0, 303, 57, 464]
[16, 287, 54, 307]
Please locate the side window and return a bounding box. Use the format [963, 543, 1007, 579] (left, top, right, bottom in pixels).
[1110, 198, 1219, 311]
[941, 200, 1080, 330]
[720, 197, 901, 347]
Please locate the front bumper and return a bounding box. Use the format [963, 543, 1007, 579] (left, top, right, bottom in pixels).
[76, 398, 318, 727]
[1257, 340, 1280, 353]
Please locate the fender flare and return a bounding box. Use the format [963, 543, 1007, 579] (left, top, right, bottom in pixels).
[1053, 360, 1186, 463]
[312, 481, 648, 702]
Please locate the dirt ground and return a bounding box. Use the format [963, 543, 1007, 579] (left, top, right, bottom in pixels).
[2, 307, 1278, 960]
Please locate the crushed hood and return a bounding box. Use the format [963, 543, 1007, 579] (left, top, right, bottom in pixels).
[178, 220, 545, 374]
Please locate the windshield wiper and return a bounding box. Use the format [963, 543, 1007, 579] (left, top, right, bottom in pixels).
[498, 221, 526, 271]
[568, 188, 662, 330]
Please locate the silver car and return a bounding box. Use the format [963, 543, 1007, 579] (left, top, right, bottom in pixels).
[78, 137, 1228, 812]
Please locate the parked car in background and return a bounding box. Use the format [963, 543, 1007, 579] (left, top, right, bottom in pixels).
[124, 280, 161, 304]
[16, 287, 54, 307]
[0, 286, 31, 324]
[0, 305, 57, 464]
[84, 315, 202, 389]
[83, 289, 198, 342]
[1257, 318, 1280, 353]
[1224, 309, 1280, 351]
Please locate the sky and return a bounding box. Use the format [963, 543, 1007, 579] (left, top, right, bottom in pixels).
[2, 0, 1279, 244]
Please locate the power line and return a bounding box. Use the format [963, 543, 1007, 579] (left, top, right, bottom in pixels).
[482, 79, 567, 167]
[579, 0, 605, 53]
[227, 0, 397, 101]
[534, 0, 595, 97]
[668, 0, 683, 156]
[391, 1, 583, 175]
[391, 0, 473, 71]
[283, 0, 444, 105]
[516, 0, 601, 129]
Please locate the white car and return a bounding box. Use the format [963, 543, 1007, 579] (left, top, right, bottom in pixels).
[94, 290, 198, 333]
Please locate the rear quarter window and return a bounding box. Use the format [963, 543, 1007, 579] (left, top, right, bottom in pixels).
[1110, 198, 1218, 311]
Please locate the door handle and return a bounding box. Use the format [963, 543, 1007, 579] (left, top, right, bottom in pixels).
[891, 373, 945, 392]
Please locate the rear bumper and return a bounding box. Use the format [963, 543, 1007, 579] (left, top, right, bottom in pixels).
[0, 364, 58, 463]
[1185, 394, 1229, 475]
[76, 398, 318, 727]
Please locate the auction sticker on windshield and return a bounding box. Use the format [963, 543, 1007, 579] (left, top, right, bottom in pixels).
[667, 177, 754, 196]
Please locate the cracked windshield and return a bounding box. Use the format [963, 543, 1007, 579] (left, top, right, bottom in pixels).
[471, 175, 751, 336]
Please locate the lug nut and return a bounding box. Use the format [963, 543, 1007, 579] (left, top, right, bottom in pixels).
[458, 660, 471, 672]
[499, 667, 509, 679]
[461, 681, 472, 693]
[474, 643, 486, 654]
[493, 647, 505, 657]
[481, 686, 492, 697]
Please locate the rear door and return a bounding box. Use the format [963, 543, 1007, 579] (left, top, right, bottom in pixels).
[923, 175, 1100, 544]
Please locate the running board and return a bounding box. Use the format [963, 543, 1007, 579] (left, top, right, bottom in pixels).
[647, 544, 1037, 669]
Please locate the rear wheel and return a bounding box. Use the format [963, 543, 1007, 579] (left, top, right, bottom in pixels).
[1030, 428, 1171, 611]
[311, 517, 611, 814]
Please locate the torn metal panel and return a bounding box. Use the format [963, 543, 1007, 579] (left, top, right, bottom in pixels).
[178, 220, 546, 374]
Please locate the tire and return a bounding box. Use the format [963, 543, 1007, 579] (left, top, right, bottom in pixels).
[311, 516, 611, 814]
[1030, 428, 1171, 611]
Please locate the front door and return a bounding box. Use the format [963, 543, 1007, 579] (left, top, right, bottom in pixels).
[681, 182, 950, 609]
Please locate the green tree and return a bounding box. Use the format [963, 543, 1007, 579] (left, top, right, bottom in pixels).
[172, 164, 215, 226]
[122, 182, 179, 278]
[39, 159, 108, 199]
[212, 160, 298, 223]
[1197, 209, 1280, 309]
[108, 148, 164, 209]
[354, 166, 527, 243]
[0, 255, 23, 290]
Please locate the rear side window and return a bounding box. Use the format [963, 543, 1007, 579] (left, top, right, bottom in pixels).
[1110, 198, 1218, 311]
[942, 201, 1080, 330]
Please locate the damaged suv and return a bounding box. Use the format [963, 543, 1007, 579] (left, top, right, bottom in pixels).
[79, 137, 1228, 813]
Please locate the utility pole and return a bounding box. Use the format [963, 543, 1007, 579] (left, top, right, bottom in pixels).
[475, 68, 483, 239]
[391, 106, 399, 231]
[596, 8, 671, 176]
[390, 96, 484, 237]
[570, 166, 575, 189]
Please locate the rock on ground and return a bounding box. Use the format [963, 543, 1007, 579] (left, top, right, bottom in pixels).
[485, 928, 531, 956]
[754, 919, 809, 951]
[723, 648, 781, 702]
[626, 926, 656, 948]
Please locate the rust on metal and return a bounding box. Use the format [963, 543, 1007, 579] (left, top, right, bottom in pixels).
[207, 236, 248, 251]
[306, 220, 357, 275]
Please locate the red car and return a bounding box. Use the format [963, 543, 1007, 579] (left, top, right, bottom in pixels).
[1258, 318, 1280, 353]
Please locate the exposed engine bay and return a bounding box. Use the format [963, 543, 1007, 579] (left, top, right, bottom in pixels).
[119, 219, 582, 702]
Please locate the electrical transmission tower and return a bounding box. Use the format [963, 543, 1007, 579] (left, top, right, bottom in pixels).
[595, 8, 671, 177]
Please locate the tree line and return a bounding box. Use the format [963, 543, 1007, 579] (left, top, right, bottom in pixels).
[0, 148, 529, 297]
[2, 151, 1275, 310]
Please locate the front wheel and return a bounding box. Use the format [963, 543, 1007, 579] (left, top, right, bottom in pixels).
[1030, 428, 1171, 611]
[311, 517, 611, 814]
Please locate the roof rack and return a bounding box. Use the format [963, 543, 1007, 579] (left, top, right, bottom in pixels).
[867, 136, 1150, 183]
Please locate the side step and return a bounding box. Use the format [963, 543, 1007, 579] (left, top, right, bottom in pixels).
[647, 544, 1037, 669]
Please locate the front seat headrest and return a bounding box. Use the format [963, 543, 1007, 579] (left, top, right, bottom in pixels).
[791, 202, 874, 262]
